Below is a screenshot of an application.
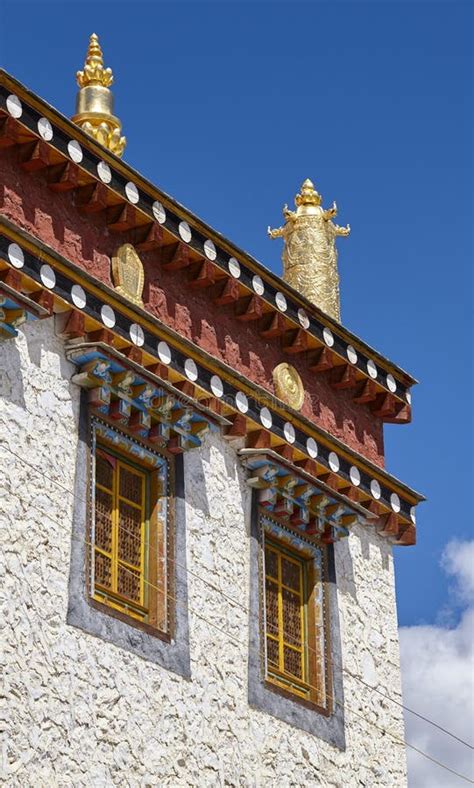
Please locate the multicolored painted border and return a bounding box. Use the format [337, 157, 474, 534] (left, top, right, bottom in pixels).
[0, 72, 416, 407]
[0, 223, 423, 527]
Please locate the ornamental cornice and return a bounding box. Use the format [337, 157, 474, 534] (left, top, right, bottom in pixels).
[0, 70, 416, 424]
[0, 218, 424, 545]
[240, 449, 374, 544]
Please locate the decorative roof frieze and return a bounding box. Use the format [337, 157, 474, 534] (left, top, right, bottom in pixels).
[0, 72, 416, 424]
[240, 449, 371, 545]
[0, 267, 52, 339]
[67, 344, 212, 453]
[0, 219, 424, 545]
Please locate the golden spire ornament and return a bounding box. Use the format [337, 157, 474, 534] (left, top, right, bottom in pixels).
[268, 179, 350, 321]
[72, 33, 126, 157]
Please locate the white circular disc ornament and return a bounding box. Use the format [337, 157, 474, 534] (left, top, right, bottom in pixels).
[370, 479, 381, 500]
[97, 161, 112, 183]
[37, 117, 53, 141]
[306, 437, 318, 458]
[40, 264, 56, 289]
[406, 391, 412, 405]
[275, 292, 287, 312]
[152, 201, 167, 224]
[179, 221, 192, 243]
[6, 94, 22, 118]
[130, 323, 145, 346]
[204, 240, 217, 261]
[283, 422, 295, 444]
[125, 182, 139, 204]
[67, 140, 83, 163]
[386, 373, 397, 393]
[323, 327, 334, 347]
[235, 391, 248, 413]
[347, 344, 358, 364]
[367, 359, 378, 379]
[349, 465, 361, 486]
[228, 257, 241, 279]
[260, 407, 272, 428]
[298, 308, 310, 329]
[184, 358, 198, 381]
[390, 493, 401, 513]
[252, 275, 264, 295]
[157, 341, 172, 364]
[410, 506, 416, 524]
[210, 375, 224, 398]
[101, 305, 116, 328]
[7, 243, 24, 269]
[71, 284, 86, 309]
[328, 451, 340, 472]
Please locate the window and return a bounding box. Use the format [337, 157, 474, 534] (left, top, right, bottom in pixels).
[262, 521, 331, 712]
[89, 421, 171, 635]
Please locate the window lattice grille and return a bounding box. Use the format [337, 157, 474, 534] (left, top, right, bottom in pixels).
[262, 525, 330, 711]
[93, 448, 146, 615]
[264, 543, 305, 685]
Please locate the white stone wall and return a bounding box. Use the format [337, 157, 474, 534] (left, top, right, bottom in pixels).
[0, 318, 407, 787]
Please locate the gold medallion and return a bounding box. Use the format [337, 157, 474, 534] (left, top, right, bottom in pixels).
[273, 362, 305, 411]
[111, 243, 144, 306]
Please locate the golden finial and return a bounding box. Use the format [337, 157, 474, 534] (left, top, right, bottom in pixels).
[295, 178, 322, 207]
[268, 179, 350, 321]
[72, 33, 126, 157]
[76, 33, 113, 88]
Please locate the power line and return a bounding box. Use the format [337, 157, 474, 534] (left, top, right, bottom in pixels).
[2, 439, 472, 750]
[334, 697, 474, 785]
[3, 491, 473, 785]
[1, 442, 399, 592]
[1, 440, 473, 766]
[3, 441, 472, 750]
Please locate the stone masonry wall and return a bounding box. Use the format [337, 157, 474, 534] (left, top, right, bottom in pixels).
[0, 318, 406, 786]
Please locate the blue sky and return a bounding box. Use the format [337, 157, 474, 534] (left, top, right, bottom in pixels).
[1, 0, 472, 629]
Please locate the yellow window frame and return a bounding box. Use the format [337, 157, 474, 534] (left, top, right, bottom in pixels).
[93, 448, 148, 620]
[265, 539, 309, 696]
[263, 531, 329, 711]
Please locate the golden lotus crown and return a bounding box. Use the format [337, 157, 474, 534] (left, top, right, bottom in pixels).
[73, 33, 126, 158]
[295, 178, 322, 207]
[76, 33, 114, 89]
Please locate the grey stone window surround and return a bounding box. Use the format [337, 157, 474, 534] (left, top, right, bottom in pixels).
[67, 391, 191, 678]
[248, 490, 346, 749]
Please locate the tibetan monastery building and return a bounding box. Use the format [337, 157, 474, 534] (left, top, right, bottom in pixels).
[0, 34, 423, 786]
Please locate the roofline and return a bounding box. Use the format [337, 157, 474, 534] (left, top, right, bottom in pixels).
[0, 68, 418, 387]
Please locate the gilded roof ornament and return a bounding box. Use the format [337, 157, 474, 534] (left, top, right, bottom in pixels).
[76, 33, 114, 88]
[268, 179, 350, 322]
[72, 33, 126, 158]
[273, 363, 305, 411]
[111, 244, 144, 306]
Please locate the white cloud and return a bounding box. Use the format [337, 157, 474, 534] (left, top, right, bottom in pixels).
[442, 541, 474, 604]
[399, 540, 474, 787]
